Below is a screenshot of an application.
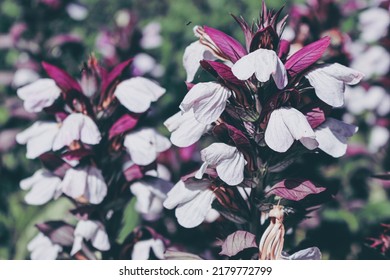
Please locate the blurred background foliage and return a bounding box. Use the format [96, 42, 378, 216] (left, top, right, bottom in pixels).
[1, 0, 389, 259]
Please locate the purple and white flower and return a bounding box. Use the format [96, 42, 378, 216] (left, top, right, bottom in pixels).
[196, 143, 246, 186]
[20, 169, 62, 205]
[71, 220, 110, 256]
[60, 166, 107, 204]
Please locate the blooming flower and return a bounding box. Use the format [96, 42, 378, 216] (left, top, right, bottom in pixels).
[232, 48, 288, 89]
[20, 169, 62, 205]
[164, 109, 209, 147]
[163, 179, 216, 228]
[52, 113, 101, 151]
[17, 78, 61, 112]
[124, 128, 171, 166]
[314, 118, 358, 158]
[132, 238, 165, 260]
[16, 121, 59, 159]
[114, 77, 166, 113]
[305, 63, 364, 107]
[265, 107, 318, 153]
[60, 166, 107, 204]
[71, 220, 110, 255]
[196, 143, 246, 186]
[180, 82, 231, 124]
[28, 233, 62, 260]
[358, 7, 390, 43]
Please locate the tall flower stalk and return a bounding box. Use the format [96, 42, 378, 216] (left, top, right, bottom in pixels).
[17, 55, 171, 259]
[164, 2, 363, 260]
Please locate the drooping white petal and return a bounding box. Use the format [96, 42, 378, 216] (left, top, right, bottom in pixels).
[132, 239, 165, 260]
[130, 178, 172, 216]
[114, 77, 165, 113]
[124, 128, 171, 166]
[314, 118, 358, 158]
[53, 113, 101, 151]
[16, 121, 59, 159]
[232, 49, 287, 89]
[20, 169, 61, 205]
[60, 166, 107, 204]
[305, 63, 364, 107]
[183, 41, 216, 82]
[198, 143, 246, 186]
[180, 82, 231, 124]
[86, 167, 108, 204]
[163, 179, 210, 210]
[265, 108, 317, 153]
[12, 68, 40, 88]
[71, 220, 109, 255]
[175, 188, 216, 228]
[164, 110, 209, 147]
[28, 233, 62, 260]
[17, 78, 61, 113]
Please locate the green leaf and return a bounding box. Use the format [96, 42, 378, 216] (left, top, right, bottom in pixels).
[116, 197, 139, 244]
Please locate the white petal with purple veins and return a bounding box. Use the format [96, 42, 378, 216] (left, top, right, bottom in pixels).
[115, 77, 165, 113]
[163, 179, 210, 210]
[265, 108, 317, 153]
[183, 41, 216, 82]
[17, 78, 61, 113]
[164, 110, 209, 147]
[306, 63, 364, 107]
[314, 118, 358, 158]
[232, 49, 287, 89]
[175, 188, 216, 228]
[124, 128, 171, 166]
[52, 113, 101, 151]
[60, 166, 107, 204]
[197, 143, 246, 186]
[180, 82, 231, 124]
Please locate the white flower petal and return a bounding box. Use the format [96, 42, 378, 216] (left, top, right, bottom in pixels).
[53, 113, 101, 151]
[306, 63, 364, 107]
[114, 77, 165, 113]
[183, 41, 216, 82]
[163, 179, 210, 210]
[132, 239, 165, 260]
[124, 128, 171, 166]
[86, 167, 108, 204]
[265, 108, 316, 152]
[315, 118, 358, 157]
[21, 169, 61, 205]
[60, 168, 87, 200]
[232, 49, 287, 89]
[91, 226, 110, 251]
[70, 236, 83, 256]
[180, 82, 231, 124]
[17, 78, 61, 112]
[265, 109, 294, 153]
[28, 233, 62, 260]
[216, 153, 246, 186]
[16, 121, 59, 159]
[175, 188, 215, 228]
[164, 110, 209, 147]
[199, 143, 246, 185]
